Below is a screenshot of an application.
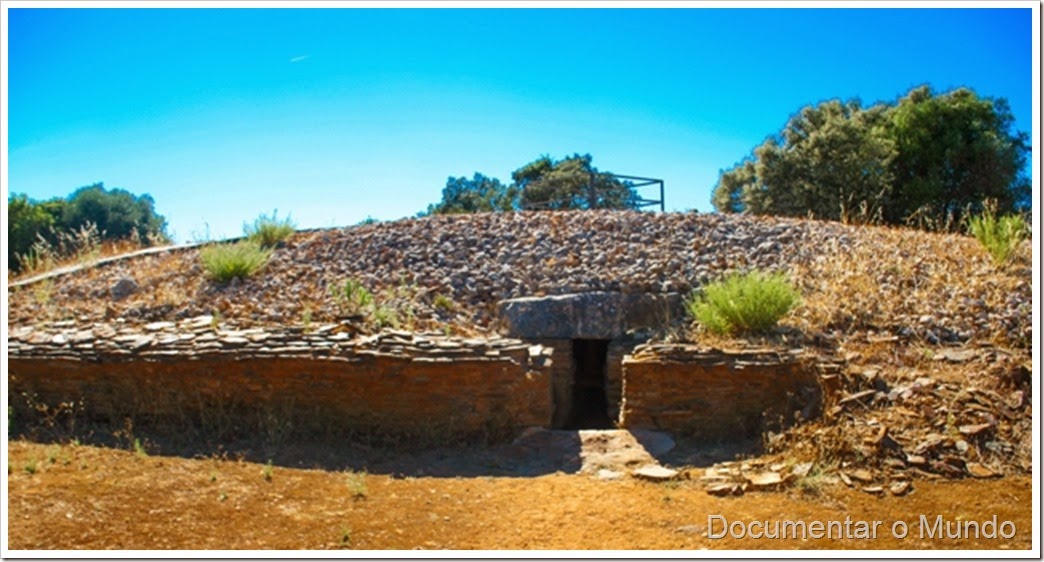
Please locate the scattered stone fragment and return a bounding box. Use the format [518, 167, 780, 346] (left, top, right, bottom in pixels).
[790, 462, 813, 479]
[861, 486, 885, 495]
[838, 389, 877, 407]
[966, 462, 1000, 479]
[884, 458, 906, 470]
[110, 277, 139, 301]
[905, 454, 927, 466]
[632, 465, 679, 482]
[933, 349, 978, 363]
[848, 469, 875, 483]
[706, 483, 743, 497]
[958, 422, 994, 437]
[145, 321, 176, 332]
[746, 471, 783, 489]
[889, 481, 912, 496]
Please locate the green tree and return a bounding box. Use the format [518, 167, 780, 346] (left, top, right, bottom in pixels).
[62, 183, 169, 243]
[712, 86, 1029, 229]
[886, 86, 1030, 227]
[515, 153, 640, 210]
[425, 173, 519, 215]
[713, 99, 895, 222]
[7, 193, 59, 271]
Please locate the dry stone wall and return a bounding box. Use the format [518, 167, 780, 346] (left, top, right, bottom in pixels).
[620, 344, 838, 440]
[9, 318, 554, 440]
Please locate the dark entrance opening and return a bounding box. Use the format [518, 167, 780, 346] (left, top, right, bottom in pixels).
[566, 339, 613, 429]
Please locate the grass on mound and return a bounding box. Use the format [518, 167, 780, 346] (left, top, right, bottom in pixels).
[686, 270, 800, 336]
[967, 206, 1028, 266]
[199, 240, 273, 284]
[245, 210, 296, 248]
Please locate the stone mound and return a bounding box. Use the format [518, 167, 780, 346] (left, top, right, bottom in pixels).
[8, 210, 1031, 348]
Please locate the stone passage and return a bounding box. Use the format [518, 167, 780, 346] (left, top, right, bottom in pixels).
[566, 339, 612, 430]
[497, 291, 683, 430]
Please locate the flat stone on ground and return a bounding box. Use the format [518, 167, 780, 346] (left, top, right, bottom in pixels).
[632, 465, 679, 481]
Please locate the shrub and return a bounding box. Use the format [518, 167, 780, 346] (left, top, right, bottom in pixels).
[686, 270, 800, 336]
[245, 210, 296, 248]
[199, 241, 272, 284]
[967, 206, 1028, 265]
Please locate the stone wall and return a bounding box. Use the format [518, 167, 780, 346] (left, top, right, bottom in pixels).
[606, 335, 645, 424]
[8, 318, 843, 444]
[620, 345, 835, 441]
[8, 322, 553, 441]
[526, 338, 574, 428]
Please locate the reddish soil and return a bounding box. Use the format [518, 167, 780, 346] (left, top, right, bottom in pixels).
[6, 440, 1034, 551]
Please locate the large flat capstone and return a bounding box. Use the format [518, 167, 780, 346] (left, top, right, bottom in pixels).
[497, 292, 682, 339]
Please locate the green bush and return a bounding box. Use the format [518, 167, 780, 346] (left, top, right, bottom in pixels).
[686, 270, 800, 336]
[199, 241, 273, 284]
[245, 210, 296, 248]
[967, 206, 1028, 265]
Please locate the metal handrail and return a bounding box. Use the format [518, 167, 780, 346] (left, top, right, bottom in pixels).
[521, 173, 665, 212]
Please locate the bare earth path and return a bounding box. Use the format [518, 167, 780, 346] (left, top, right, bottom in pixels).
[7, 441, 1032, 551]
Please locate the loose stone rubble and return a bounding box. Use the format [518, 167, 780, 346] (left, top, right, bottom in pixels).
[685, 341, 1032, 496]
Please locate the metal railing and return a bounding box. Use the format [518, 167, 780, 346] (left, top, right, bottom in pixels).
[521, 173, 665, 212]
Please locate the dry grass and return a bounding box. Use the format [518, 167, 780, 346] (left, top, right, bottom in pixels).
[789, 223, 1031, 348]
[10, 228, 152, 282]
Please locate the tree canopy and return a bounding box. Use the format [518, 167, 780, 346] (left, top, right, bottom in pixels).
[424, 153, 642, 215]
[61, 183, 168, 243]
[712, 86, 1030, 229]
[514, 153, 639, 210]
[7, 183, 169, 273]
[424, 173, 519, 215]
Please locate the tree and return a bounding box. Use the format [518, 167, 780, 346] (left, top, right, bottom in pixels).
[514, 153, 640, 210]
[712, 86, 1030, 229]
[7, 193, 59, 271]
[713, 99, 896, 222]
[425, 173, 519, 215]
[421, 153, 643, 216]
[885, 86, 1030, 226]
[6, 184, 169, 274]
[62, 183, 169, 244]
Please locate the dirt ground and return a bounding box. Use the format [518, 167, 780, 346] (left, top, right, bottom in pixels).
[5, 439, 1034, 551]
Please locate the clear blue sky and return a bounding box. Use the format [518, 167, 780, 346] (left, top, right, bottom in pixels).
[5, 5, 1035, 243]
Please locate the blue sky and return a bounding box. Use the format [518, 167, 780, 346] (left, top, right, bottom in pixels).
[5, 5, 1036, 243]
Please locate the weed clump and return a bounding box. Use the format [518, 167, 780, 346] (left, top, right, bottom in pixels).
[967, 205, 1028, 265]
[345, 470, 368, 500]
[332, 278, 374, 316]
[199, 241, 272, 284]
[245, 210, 296, 248]
[686, 270, 800, 336]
